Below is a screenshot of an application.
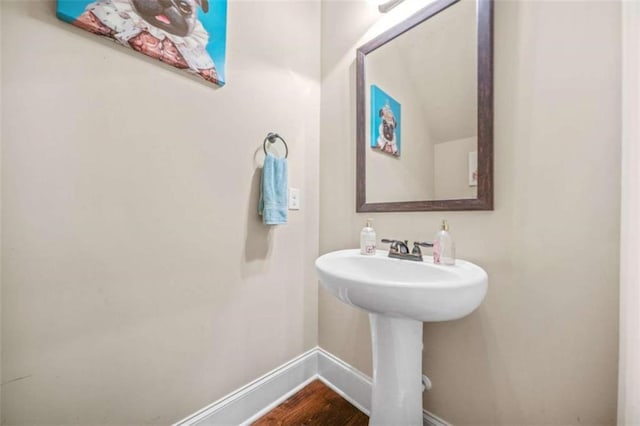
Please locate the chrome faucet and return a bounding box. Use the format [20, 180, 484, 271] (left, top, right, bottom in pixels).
[381, 239, 433, 261]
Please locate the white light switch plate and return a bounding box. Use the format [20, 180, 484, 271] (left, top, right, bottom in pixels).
[288, 188, 301, 210]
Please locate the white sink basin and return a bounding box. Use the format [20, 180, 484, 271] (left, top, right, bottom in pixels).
[315, 249, 487, 322]
[315, 249, 488, 426]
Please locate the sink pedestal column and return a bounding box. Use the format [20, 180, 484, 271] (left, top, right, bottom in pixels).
[369, 313, 423, 426]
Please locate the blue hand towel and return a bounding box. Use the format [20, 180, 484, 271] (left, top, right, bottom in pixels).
[259, 153, 288, 225]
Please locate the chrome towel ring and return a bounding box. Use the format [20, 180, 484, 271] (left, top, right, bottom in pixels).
[263, 132, 289, 159]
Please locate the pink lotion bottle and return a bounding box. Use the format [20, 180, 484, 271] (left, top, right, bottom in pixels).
[433, 220, 455, 265]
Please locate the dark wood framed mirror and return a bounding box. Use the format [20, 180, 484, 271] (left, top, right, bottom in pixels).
[356, 0, 493, 212]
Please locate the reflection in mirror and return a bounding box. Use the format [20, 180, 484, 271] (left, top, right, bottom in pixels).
[356, 0, 493, 212]
[366, 0, 476, 202]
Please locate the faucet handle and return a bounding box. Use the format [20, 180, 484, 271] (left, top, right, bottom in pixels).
[414, 241, 434, 248]
[411, 241, 433, 256]
[381, 239, 410, 254]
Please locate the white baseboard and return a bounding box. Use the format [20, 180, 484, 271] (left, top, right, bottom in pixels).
[423, 409, 451, 426]
[174, 346, 450, 426]
[316, 347, 372, 415]
[174, 348, 318, 426]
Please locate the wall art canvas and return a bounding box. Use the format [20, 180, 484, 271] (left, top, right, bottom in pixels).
[370, 85, 401, 157]
[57, 0, 227, 87]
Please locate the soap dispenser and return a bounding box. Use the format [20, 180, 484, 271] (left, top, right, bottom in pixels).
[360, 218, 376, 256]
[433, 220, 455, 265]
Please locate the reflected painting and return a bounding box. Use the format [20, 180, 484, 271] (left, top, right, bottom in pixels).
[370, 85, 401, 157]
[57, 0, 227, 87]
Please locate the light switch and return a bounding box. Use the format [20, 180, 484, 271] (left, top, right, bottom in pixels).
[288, 188, 301, 210]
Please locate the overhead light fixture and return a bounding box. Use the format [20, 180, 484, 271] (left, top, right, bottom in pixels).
[376, 0, 405, 13]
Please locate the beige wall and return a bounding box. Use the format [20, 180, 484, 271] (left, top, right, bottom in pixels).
[619, 1, 640, 423]
[320, 1, 620, 425]
[0, 2, 3, 422]
[433, 136, 477, 200]
[0, 1, 319, 424]
[366, 44, 435, 202]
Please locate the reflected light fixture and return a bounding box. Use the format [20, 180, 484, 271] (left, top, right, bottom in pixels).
[376, 0, 405, 13]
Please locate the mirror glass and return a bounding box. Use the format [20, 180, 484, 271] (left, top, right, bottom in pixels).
[356, 0, 493, 212]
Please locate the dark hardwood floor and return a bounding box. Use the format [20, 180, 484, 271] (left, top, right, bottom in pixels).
[252, 380, 369, 425]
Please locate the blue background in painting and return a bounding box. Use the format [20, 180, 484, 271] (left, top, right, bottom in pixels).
[57, 0, 227, 83]
[370, 85, 401, 154]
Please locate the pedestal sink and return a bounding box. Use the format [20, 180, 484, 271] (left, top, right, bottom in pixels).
[315, 249, 488, 426]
